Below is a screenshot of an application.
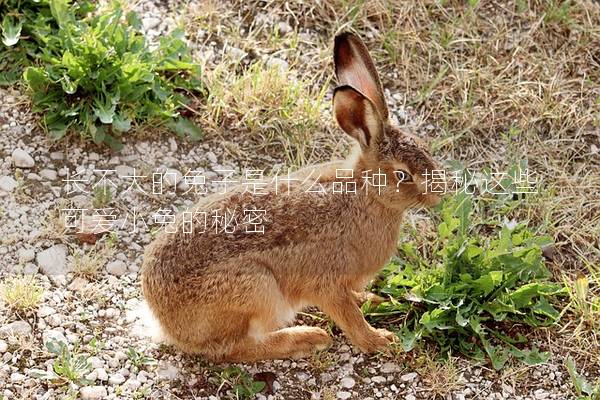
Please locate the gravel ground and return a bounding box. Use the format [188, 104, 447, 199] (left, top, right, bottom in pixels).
[0, 1, 582, 399]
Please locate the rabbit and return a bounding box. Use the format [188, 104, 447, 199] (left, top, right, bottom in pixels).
[141, 31, 442, 362]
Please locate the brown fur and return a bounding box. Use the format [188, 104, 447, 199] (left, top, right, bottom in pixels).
[141, 32, 442, 362]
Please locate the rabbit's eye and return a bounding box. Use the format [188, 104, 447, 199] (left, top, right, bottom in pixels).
[395, 170, 413, 183]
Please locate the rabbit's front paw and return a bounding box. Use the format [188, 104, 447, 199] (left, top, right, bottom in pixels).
[355, 328, 396, 353]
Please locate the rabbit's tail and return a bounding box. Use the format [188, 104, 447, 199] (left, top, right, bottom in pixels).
[137, 300, 175, 345]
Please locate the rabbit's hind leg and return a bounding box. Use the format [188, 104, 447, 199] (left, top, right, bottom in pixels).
[223, 325, 332, 362]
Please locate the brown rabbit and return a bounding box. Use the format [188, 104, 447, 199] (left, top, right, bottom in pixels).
[141, 32, 442, 362]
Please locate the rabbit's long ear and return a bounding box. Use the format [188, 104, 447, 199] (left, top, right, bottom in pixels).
[334, 32, 388, 120]
[333, 85, 383, 149]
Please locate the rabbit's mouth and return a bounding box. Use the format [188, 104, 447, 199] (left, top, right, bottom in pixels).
[421, 193, 442, 207]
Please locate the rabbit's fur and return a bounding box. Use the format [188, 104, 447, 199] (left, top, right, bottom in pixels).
[141, 32, 441, 362]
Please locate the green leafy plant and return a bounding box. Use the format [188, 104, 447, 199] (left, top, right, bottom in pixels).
[566, 357, 600, 400]
[126, 346, 156, 372]
[368, 191, 564, 369]
[18, 0, 203, 148]
[0, 0, 92, 84]
[30, 339, 92, 385]
[215, 366, 266, 399]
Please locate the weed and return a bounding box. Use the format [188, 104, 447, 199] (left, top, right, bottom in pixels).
[70, 243, 113, 278]
[560, 274, 600, 335]
[214, 366, 266, 399]
[204, 60, 329, 166]
[566, 357, 600, 399]
[92, 185, 113, 209]
[416, 353, 462, 398]
[87, 336, 104, 355]
[0, 275, 44, 315]
[368, 190, 564, 369]
[14, 0, 203, 147]
[126, 346, 157, 372]
[30, 339, 92, 386]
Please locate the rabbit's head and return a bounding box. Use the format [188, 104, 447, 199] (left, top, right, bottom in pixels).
[333, 32, 443, 210]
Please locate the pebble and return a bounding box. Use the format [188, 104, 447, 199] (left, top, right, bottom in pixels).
[0, 176, 17, 192]
[12, 148, 35, 168]
[106, 260, 127, 276]
[0, 339, 7, 353]
[42, 329, 68, 346]
[337, 391, 352, 400]
[340, 376, 356, 389]
[0, 321, 32, 336]
[164, 168, 182, 187]
[267, 57, 289, 71]
[206, 151, 218, 164]
[36, 244, 69, 276]
[108, 373, 126, 385]
[380, 362, 400, 374]
[79, 386, 108, 400]
[142, 17, 161, 30]
[401, 372, 418, 382]
[39, 169, 57, 180]
[18, 248, 35, 263]
[95, 368, 108, 382]
[10, 372, 25, 383]
[37, 306, 56, 318]
[156, 361, 179, 380]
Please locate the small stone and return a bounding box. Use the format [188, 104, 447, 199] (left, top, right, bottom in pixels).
[36, 244, 69, 276]
[267, 57, 289, 71]
[406, 395, 416, 400]
[401, 372, 418, 382]
[0, 176, 17, 192]
[156, 361, 179, 380]
[80, 386, 107, 400]
[39, 169, 57, 181]
[164, 168, 182, 187]
[10, 372, 25, 383]
[371, 376, 386, 384]
[108, 373, 126, 385]
[0, 321, 32, 336]
[23, 263, 38, 274]
[228, 46, 246, 60]
[38, 306, 56, 318]
[206, 151, 218, 164]
[0, 339, 7, 353]
[69, 277, 88, 291]
[124, 378, 141, 390]
[18, 248, 35, 263]
[276, 21, 292, 36]
[337, 391, 351, 400]
[95, 368, 108, 381]
[142, 17, 161, 30]
[340, 376, 356, 389]
[534, 389, 549, 399]
[380, 362, 400, 374]
[115, 165, 135, 177]
[43, 329, 68, 346]
[12, 148, 35, 168]
[50, 151, 64, 160]
[85, 370, 98, 382]
[88, 357, 103, 369]
[106, 260, 127, 276]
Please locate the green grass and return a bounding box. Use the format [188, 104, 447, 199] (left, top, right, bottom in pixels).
[0, 275, 44, 315]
